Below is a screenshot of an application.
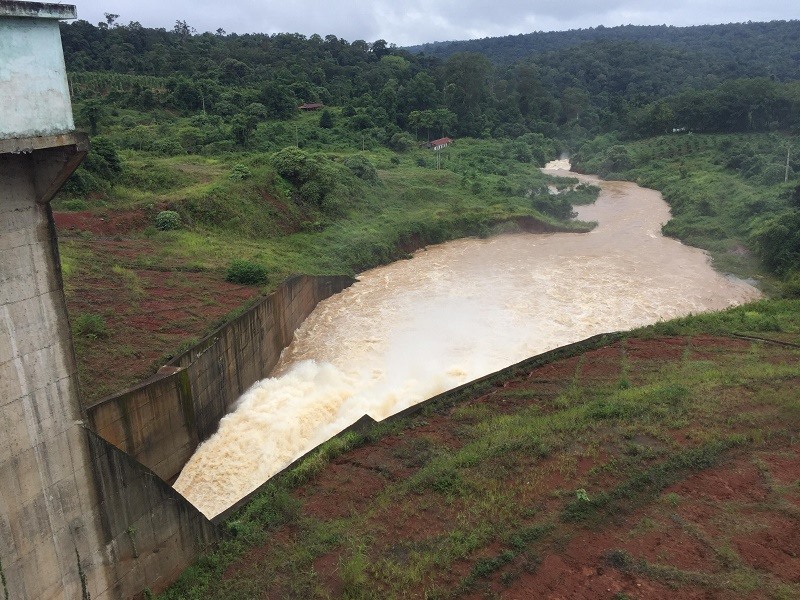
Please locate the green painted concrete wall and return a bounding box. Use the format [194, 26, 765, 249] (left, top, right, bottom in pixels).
[0, 8, 75, 139]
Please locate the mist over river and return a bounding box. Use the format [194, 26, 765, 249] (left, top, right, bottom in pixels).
[175, 164, 760, 517]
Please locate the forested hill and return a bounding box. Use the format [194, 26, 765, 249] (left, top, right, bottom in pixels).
[60, 17, 800, 145]
[407, 20, 800, 75]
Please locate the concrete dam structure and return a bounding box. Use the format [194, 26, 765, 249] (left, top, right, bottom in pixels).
[0, 3, 353, 597]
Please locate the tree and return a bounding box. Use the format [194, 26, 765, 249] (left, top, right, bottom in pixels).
[173, 20, 195, 38]
[790, 184, 800, 210]
[230, 114, 252, 147]
[319, 109, 334, 129]
[79, 99, 105, 135]
[261, 81, 297, 120]
[371, 39, 390, 59]
[444, 53, 494, 136]
[399, 72, 438, 114]
[433, 109, 457, 137]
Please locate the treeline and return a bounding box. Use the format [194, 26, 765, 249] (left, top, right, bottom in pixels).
[627, 79, 800, 137]
[408, 20, 800, 78]
[60, 17, 800, 289]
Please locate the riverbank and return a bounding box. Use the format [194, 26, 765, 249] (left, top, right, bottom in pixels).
[571, 133, 798, 293]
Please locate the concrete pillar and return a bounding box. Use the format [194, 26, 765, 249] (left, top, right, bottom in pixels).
[0, 147, 113, 599]
[0, 3, 113, 598]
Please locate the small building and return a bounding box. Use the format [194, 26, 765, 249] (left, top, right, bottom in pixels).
[299, 102, 324, 111]
[427, 137, 454, 150]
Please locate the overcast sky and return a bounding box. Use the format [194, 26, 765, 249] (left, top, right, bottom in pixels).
[73, 0, 797, 46]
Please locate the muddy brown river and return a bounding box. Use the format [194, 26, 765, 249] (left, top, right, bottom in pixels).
[175, 164, 760, 517]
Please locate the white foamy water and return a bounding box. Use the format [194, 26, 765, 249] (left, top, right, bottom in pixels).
[175, 164, 761, 517]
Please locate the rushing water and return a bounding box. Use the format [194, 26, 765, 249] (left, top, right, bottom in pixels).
[174, 164, 760, 517]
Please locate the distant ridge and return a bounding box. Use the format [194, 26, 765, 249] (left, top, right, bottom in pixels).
[405, 20, 800, 65]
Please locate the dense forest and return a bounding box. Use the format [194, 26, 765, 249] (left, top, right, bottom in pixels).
[61, 18, 800, 144]
[59, 17, 800, 302]
[407, 20, 800, 72]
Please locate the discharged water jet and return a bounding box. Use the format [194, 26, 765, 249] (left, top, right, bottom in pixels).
[174, 164, 760, 517]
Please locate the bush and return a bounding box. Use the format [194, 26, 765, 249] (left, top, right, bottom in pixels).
[319, 109, 334, 129]
[229, 163, 252, 180]
[152, 138, 184, 156]
[62, 136, 122, 197]
[60, 199, 88, 211]
[72, 313, 109, 339]
[226, 260, 268, 285]
[388, 132, 414, 152]
[122, 161, 187, 193]
[272, 147, 314, 186]
[155, 210, 182, 231]
[343, 155, 378, 182]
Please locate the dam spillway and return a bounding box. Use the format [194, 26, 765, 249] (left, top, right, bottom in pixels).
[175, 166, 761, 518]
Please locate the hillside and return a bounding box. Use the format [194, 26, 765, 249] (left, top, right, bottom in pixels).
[407, 20, 800, 75]
[158, 302, 800, 599]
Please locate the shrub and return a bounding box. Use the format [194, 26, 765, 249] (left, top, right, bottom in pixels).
[272, 147, 314, 186]
[60, 199, 88, 211]
[62, 136, 122, 197]
[155, 210, 182, 231]
[388, 132, 414, 152]
[152, 138, 184, 156]
[72, 313, 109, 339]
[319, 109, 334, 129]
[226, 260, 268, 285]
[343, 155, 378, 182]
[229, 163, 252, 180]
[532, 194, 574, 220]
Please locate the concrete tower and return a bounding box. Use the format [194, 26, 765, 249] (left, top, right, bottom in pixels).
[0, 3, 109, 598]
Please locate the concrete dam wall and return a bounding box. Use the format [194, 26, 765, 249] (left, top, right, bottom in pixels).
[0, 134, 218, 599]
[85, 275, 355, 484]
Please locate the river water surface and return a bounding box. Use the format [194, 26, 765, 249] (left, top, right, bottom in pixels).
[175, 164, 760, 517]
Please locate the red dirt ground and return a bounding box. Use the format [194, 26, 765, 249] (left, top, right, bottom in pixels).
[216, 336, 800, 599]
[55, 211, 260, 400]
[54, 209, 150, 236]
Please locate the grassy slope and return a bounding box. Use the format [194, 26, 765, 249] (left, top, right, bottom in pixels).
[158, 300, 800, 599]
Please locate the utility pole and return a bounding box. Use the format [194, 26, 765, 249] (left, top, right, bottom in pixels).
[295, 124, 299, 147]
